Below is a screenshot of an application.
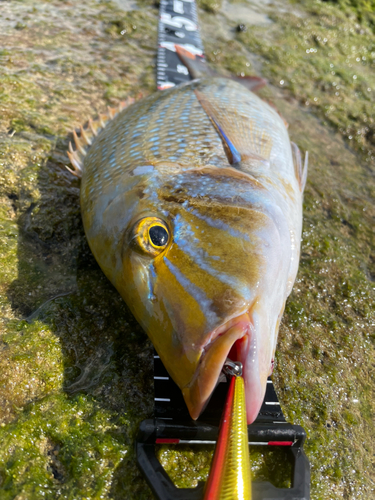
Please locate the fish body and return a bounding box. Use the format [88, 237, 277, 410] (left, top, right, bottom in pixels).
[78, 77, 306, 423]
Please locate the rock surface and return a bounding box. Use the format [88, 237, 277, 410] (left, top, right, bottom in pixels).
[0, 0, 374, 498]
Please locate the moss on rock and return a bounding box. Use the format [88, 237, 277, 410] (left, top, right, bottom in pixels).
[237, 0, 375, 162]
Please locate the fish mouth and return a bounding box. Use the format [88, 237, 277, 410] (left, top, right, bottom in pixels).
[182, 312, 264, 424]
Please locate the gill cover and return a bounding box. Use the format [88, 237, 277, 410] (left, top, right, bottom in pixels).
[120, 164, 291, 424]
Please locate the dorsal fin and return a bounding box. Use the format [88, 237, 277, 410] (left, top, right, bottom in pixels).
[66, 97, 134, 178]
[291, 142, 308, 192]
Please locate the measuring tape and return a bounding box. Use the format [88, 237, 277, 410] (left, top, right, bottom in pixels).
[157, 0, 204, 89]
[136, 5, 311, 499]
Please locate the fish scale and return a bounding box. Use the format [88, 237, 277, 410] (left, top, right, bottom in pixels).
[82, 79, 295, 221]
[195, 81, 292, 177]
[83, 84, 230, 206]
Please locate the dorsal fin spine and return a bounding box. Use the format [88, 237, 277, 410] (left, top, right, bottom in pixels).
[80, 125, 91, 146]
[66, 97, 135, 178]
[88, 118, 98, 137]
[73, 130, 87, 156]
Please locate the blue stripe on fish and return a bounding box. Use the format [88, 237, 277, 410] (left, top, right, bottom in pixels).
[174, 238, 252, 303]
[188, 208, 251, 242]
[172, 214, 252, 301]
[148, 263, 157, 301]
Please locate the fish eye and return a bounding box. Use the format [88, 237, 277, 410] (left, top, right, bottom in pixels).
[149, 225, 169, 248]
[131, 217, 170, 257]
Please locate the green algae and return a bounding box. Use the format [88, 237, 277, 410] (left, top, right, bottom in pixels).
[325, 0, 375, 31]
[157, 445, 293, 489]
[263, 96, 375, 497]
[0, 0, 374, 498]
[197, 0, 222, 14]
[0, 320, 64, 423]
[0, 393, 130, 499]
[0, 1, 156, 497]
[205, 38, 253, 76]
[236, 0, 375, 162]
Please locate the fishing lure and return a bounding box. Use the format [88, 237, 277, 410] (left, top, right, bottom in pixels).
[204, 360, 251, 500]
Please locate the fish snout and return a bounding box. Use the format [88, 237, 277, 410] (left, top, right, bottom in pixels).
[182, 309, 272, 424]
[181, 313, 250, 420]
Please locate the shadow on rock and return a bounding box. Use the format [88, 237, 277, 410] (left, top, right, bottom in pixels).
[6, 133, 153, 498]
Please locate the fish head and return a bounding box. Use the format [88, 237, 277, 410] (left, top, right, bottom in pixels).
[120, 164, 292, 423]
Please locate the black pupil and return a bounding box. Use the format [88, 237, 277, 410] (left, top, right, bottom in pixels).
[149, 225, 168, 247]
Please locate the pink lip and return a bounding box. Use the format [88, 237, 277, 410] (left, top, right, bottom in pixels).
[182, 311, 266, 424]
[232, 329, 264, 423]
[182, 314, 251, 420]
[201, 313, 250, 353]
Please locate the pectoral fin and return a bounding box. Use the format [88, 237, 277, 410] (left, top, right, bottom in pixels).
[291, 142, 308, 192]
[194, 88, 271, 169]
[206, 116, 242, 165]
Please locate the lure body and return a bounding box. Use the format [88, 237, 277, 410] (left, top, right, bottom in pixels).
[77, 77, 306, 424]
[204, 375, 251, 500]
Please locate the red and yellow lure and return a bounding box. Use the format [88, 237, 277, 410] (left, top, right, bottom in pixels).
[204, 362, 252, 500]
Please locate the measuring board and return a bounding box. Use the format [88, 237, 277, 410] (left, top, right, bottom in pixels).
[157, 0, 204, 90]
[141, 350, 310, 500]
[154, 349, 287, 427]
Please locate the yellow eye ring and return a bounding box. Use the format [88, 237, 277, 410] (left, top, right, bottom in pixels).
[131, 217, 170, 257]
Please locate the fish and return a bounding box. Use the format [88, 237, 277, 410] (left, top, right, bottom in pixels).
[68, 75, 307, 424]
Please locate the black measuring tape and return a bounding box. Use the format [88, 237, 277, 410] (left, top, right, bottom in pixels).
[154, 349, 287, 426]
[146, 347, 310, 500]
[157, 0, 204, 89]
